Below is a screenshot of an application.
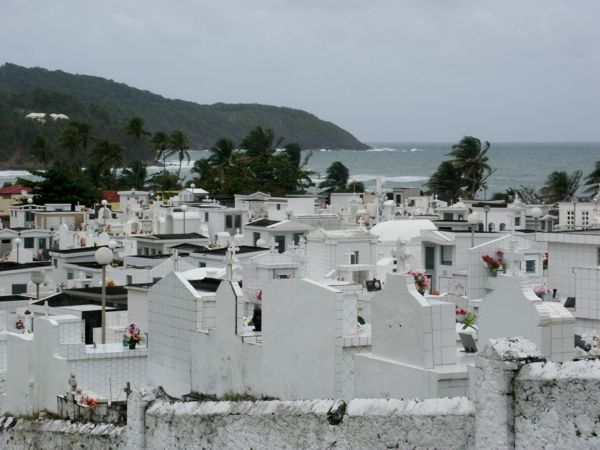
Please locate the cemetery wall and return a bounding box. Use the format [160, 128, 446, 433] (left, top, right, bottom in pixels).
[0, 417, 125, 449]
[141, 397, 476, 450]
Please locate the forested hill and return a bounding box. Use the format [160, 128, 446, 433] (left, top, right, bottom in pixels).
[0, 63, 368, 166]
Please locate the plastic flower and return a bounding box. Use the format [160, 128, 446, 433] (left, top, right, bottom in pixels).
[122, 323, 143, 345]
[407, 270, 430, 295]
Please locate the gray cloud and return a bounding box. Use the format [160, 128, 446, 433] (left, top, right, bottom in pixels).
[1, 0, 598, 142]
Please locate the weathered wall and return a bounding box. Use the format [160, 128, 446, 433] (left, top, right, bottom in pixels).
[142, 397, 475, 450]
[515, 359, 600, 449]
[0, 416, 125, 449]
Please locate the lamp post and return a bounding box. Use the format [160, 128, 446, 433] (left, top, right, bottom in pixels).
[181, 204, 188, 234]
[31, 271, 45, 300]
[530, 206, 542, 232]
[101, 199, 108, 232]
[27, 197, 33, 228]
[13, 237, 21, 263]
[483, 204, 491, 232]
[467, 212, 480, 248]
[95, 246, 114, 344]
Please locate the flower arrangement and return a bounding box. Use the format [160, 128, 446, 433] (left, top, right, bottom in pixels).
[122, 323, 143, 349]
[456, 306, 468, 322]
[460, 312, 477, 330]
[79, 395, 99, 408]
[106, 279, 116, 287]
[533, 283, 553, 299]
[15, 319, 25, 330]
[407, 270, 430, 295]
[482, 250, 504, 273]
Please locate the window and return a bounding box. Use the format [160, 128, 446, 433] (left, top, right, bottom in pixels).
[225, 215, 233, 229]
[567, 211, 574, 226]
[597, 248, 600, 265]
[293, 233, 302, 246]
[38, 238, 46, 249]
[151, 248, 157, 255]
[350, 251, 359, 265]
[205, 212, 209, 222]
[582, 211, 590, 226]
[12, 284, 27, 295]
[199, 262, 207, 268]
[1, 239, 10, 244]
[499, 223, 506, 231]
[441, 246, 453, 265]
[443, 213, 453, 221]
[525, 260, 536, 273]
[234, 215, 242, 229]
[515, 216, 521, 227]
[24, 237, 34, 249]
[53, 258, 58, 267]
[253, 232, 261, 246]
[274, 235, 286, 253]
[144, 248, 150, 256]
[276, 204, 281, 210]
[126, 275, 133, 285]
[67, 271, 74, 280]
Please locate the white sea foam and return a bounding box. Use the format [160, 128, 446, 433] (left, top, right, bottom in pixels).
[349, 174, 428, 183]
[409, 148, 425, 152]
[366, 147, 399, 152]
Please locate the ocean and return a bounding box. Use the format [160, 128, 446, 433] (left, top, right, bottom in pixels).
[3, 142, 599, 197]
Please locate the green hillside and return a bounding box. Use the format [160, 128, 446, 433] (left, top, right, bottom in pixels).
[0, 63, 368, 167]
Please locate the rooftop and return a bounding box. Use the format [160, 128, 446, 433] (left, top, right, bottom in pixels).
[0, 261, 52, 272]
[143, 233, 208, 240]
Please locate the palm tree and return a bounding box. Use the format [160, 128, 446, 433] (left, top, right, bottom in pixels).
[121, 160, 148, 190]
[167, 130, 191, 180]
[282, 143, 314, 193]
[208, 138, 236, 167]
[584, 161, 600, 196]
[426, 160, 464, 202]
[240, 126, 283, 157]
[124, 117, 151, 160]
[540, 170, 582, 203]
[58, 121, 93, 173]
[448, 136, 495, 199]
[89, 140, 124, 188]
[319, 161, 350, 192]
[29, 135, 53, 169]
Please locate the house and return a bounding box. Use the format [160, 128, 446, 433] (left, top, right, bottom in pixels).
[0, 261, 53, 296]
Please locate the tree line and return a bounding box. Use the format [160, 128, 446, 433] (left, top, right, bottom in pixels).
[23, 117, 364, 205]
[426, 136, 600, 204]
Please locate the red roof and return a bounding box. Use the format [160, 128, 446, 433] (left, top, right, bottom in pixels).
[0, 185, 32, 195]
[101, 190, 120, 203]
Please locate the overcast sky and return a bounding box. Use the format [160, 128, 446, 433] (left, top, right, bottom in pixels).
[1, 0, 598, 142]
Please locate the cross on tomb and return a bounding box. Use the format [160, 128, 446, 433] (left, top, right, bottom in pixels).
[502, 239, 525, 276]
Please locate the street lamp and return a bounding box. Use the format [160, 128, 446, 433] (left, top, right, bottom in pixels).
[31, 271, 45, 300]
[181, 204, 188, 234]
[483, 204, 491, 232]
[13, 237, 21, 263]
[467, 212, 480, 248]
[95, 246, 114, 344]
[530, 206, 543, 232]
[27, 197, 33, 228]
[101, 199, 108, 232]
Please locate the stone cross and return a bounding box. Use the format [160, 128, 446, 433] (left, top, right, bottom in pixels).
[225, 245, 240, 281]
[503, 239, 525, 276]
[394, 239, 411, 273]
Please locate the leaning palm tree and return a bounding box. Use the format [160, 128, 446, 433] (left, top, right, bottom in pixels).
[540, 170, 582, 203]
[151, 131, 170, 170]
[426, 160, 465, 202]
[319, 161, 350, 192]
[584, 161, 600, 196]
[448, 136, 495, 199]
[240, 126, 283, 158]
[167, 130, 191, 180]
[29, 135, 53, 169]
